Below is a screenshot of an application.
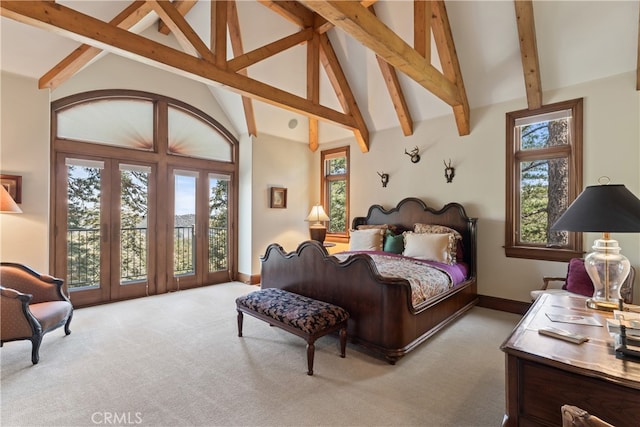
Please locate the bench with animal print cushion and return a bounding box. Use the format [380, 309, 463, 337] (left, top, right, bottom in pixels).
[235, 288, 349, 376]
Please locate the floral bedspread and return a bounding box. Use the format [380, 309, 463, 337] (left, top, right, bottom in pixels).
[333, 251, 454, 307]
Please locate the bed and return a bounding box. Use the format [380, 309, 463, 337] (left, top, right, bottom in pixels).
[259, 197, 478, 364]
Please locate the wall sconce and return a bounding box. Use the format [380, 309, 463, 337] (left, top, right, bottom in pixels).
[404, 146, 420, 163]
[377, 172, 389, 188]
[444, 159, 455, 183]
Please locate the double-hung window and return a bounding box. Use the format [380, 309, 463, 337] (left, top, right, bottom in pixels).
[321, 146, 350, 242]
[505, 98, 583, 261]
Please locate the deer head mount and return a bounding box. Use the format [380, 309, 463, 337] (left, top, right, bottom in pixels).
[444, 159, 455, 183]
[404, 146, 420, 163]
[377, 172, 389, 188]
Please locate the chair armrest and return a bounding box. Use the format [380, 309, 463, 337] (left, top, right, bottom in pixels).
[541, 276, 566, 290]
[0, 263, 68, 304]
[0, 286, 39, 340]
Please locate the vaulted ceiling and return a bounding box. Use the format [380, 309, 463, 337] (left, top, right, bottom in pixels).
[1, 1, 639, 152]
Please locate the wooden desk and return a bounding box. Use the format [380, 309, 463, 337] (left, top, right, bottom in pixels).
[500, 293, 640, 426]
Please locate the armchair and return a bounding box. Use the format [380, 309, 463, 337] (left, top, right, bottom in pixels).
[531, 258, 635, 304]
[1, 262, 73, 364]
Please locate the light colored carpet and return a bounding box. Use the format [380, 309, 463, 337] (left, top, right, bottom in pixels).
[1, 282, 520, 427]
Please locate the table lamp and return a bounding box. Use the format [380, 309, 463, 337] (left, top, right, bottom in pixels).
[305, 205, 330, 244]
[551, 181, 640, 310]
[0, 185, 22, 213]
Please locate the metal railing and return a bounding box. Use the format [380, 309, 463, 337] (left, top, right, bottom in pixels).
[67, 226, 227, 289]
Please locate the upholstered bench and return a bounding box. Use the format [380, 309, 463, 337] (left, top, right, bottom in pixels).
[236, 288, 349, 375]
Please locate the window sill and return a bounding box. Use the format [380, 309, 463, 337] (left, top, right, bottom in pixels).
[504, 246, 584, 262]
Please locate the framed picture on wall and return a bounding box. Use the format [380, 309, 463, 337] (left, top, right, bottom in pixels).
[270, 187, 287, 208]
[0, 174, 22, 204]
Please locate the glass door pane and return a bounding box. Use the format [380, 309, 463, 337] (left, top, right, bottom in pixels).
[119, 165, 150, 284]
[174, 172, 196, 277]
[208, 174, 229, 273]
[66, 159, 104, 290]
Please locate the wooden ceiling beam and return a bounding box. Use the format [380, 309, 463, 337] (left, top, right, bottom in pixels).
[414, 1, 431, 60]
[228, 0, 257, 138]
[38, 1, 154, 90]
[257, 0, 314, 28]
[227, 28, 313, 73]
[370, 5, 413, 136]
[158, 0, 197, 35]
[431, 1, 470, 135]
[514, 0, 542, 109]
[1, 1, 358, 131]
[308, 32, 320, 152]
[298, 1, 463, 114]
[150, 0, 214, 61]
[318, 33, 369, 152]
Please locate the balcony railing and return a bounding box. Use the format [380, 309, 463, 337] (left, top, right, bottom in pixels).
[67, 226, 227, 289]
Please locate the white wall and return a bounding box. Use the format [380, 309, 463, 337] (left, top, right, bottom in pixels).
[2, 59, 638, 304]
[250, 133, 315, 273]
[308, 71, 639, 303]
[0, 71, 51, 271]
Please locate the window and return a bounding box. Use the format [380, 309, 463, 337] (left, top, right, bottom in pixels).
[505, 98, 583, 262]
[321, 146, 349, 242]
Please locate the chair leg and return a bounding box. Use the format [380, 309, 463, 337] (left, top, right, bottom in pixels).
[31, 335, 42, 365]
[64, 312, 73, 336]
[237, 310, 243, 337]
[306, 340, 315, 376]
[339, 327, 347, 358]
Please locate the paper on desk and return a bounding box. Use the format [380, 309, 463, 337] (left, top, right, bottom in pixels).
[545, 312, 603, 326]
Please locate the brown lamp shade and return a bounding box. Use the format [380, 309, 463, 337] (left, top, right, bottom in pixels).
[0, 185, 22, 213]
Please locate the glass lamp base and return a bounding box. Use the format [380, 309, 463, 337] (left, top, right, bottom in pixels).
[586, 298, 622, 311]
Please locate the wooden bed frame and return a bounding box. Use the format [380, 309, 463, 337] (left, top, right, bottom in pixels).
[259, 197, 478, 364]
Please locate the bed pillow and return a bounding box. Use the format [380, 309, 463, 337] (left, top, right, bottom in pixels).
[349, 228, 384, 251]
[413, 223, 461, 263]
[383, 229, 404, 254]
[402, 232, 453, 264]
[562, 258, 594, 297]
[414, 223, 462, 241]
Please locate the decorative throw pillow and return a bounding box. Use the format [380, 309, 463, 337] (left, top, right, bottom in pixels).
[383, 229, 404, 254]
[414, 223, 462, 241]
[562, 258, 594, 297]
[349, 228, 384, 251]
[357, 224, 388, 231]
[402, 232, 453, 264]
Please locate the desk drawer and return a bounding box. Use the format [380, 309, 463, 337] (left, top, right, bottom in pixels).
[520, 360, 640, 426]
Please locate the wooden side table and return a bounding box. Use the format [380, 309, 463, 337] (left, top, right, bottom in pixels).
[500, 293, 640, 426]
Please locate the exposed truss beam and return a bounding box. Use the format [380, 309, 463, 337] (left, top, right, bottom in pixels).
[228, 0, 257, 137]
[431, 1, 469, 135]
[1, 1, 359, 133]
[150, 0, 214, 61]
[158, 0, 197, 35]
[38, 1, 154, 90]
[227, 28, 314, 73]
[307, 32, 320, 151]
[370, 5, 412, 136]
[318, 32, 369, 151]
[299, 0, 469, 136]
[514, 0, 542, 109]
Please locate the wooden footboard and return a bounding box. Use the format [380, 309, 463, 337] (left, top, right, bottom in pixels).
[260, 240, 478, 364]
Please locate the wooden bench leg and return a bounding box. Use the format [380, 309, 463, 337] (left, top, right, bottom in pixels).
[339, 326, 347, 358]
[306, 340, 315, 376]
[237, 310, 243, 337]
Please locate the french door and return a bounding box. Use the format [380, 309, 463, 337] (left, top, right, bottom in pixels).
[51, 90, 238, 306]
[54, 154, 156, 306]
[169, 168, 232, 290]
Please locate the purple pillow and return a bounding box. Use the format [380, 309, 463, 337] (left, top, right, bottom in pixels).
[562, 258, 594, 297]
